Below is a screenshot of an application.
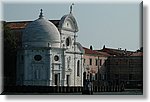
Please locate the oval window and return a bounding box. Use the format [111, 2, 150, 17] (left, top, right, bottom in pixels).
[34, 55, 42, 61]
[54, 55, 59, 61]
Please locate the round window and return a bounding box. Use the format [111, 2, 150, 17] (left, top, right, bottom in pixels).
[34, 55, 42, 61]
[54, 55, 59, 61]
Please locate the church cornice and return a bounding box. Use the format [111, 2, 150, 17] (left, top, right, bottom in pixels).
[18, 47, 67, 50]
[66, 51, 83, 55]
[60, 27, 76, 32]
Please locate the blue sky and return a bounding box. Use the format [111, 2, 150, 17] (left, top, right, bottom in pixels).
[3, 1, 142, 51]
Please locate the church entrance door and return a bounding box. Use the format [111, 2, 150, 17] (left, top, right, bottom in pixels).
[54, 73, 60, 86]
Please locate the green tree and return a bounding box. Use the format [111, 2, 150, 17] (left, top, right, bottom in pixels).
[3, 22, 17, 86]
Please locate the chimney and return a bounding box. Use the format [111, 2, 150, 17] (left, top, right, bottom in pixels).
[90, 45, 93, 50]
[103, 45, 105, 49]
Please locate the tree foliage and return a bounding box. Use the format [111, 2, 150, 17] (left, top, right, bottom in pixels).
[4, 23, 17, 53]
[3, 22, 17, 86]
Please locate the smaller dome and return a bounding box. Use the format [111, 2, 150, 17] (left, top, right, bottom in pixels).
[22, 9, 60, 48]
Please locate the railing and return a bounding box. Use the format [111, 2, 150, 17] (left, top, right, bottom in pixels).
[92, 85, 124, 92]
[3, 85, 126, 93]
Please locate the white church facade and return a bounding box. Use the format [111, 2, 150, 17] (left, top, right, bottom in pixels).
[16, 9, 84, 86]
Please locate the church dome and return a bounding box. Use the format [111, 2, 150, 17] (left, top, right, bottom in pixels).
[22, 9, 60, 48]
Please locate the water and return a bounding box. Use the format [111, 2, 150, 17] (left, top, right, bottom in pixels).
[2, 90, 142, 95]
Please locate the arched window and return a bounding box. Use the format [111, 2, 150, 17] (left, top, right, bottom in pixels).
[66, 37, 71, 46]
[77, 60, 80, 76]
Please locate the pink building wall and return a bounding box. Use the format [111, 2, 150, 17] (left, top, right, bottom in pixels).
[83, 54, 107, 79]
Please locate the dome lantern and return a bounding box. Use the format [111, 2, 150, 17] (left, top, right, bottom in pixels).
[39, 9, 44, 18]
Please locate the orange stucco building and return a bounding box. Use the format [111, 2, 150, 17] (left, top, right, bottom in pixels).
[82, 47, 110, 80]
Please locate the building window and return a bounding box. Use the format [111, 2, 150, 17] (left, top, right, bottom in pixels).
[66, 75, 70, 86]
[34, 55, 42, 61]
[95, 73, 97, 80]
[55, 74, 58, 85]
[54, 55, 59, 61]
[66, 37, 71, 46]
[92, 75, 95, 81]
[77, 60, 80, 76]
[89, 58, 92, 65]
[95, 59, 98, 66]
[35, 70, 39, 79]
[66, 38, 69, 46]
[99, 59, 102, 66]
[90, 73, 92, 81]
[99, 74, 101, 80]
[129, 74, 133, 80]
[55, 73, 60, 86]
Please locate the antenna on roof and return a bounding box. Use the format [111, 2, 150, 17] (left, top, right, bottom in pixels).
[39, 9, 44, 18]
[70, 3, 74, 14]
[90, 45, 93, 50]
[103, 45, 105, 49]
